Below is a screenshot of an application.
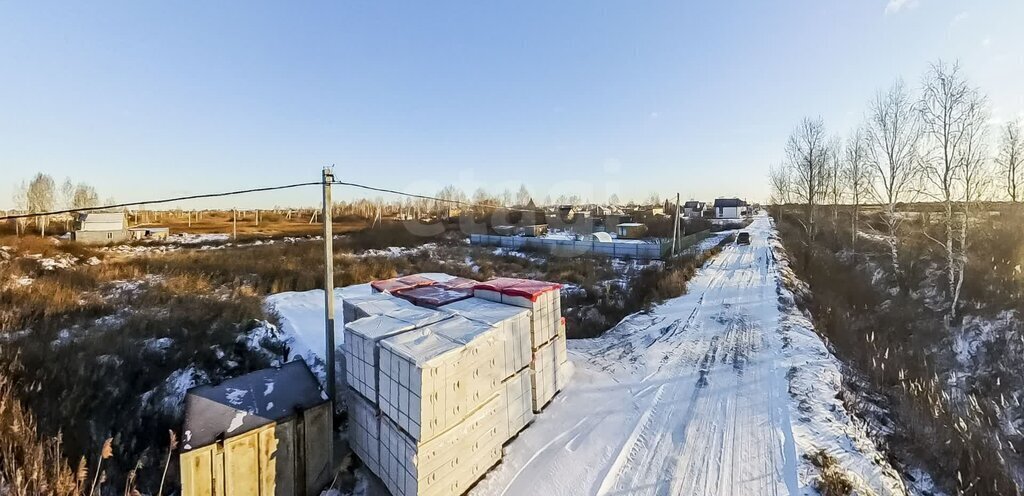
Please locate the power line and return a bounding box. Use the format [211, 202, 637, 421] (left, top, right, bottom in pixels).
[331, 180, 545, 214]
[0, 178, 550, 223]
[0, 182, 321, 221]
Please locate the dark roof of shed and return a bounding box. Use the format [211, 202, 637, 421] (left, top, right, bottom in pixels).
[683, 201, 705, 208]
[181, 361, 327, 451]
[713, 198, 747, 208]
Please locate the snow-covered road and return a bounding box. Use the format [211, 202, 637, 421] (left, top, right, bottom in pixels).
[470, 215, 905, 496]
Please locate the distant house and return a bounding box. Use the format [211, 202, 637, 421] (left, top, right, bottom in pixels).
[73, 212, 127, 243]
[555, 205, 589, 223]
[683, 201, 706, 218]
[616, 222, 648, 239]
[713, 198, 748, 219]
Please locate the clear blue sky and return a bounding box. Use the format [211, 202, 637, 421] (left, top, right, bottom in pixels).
[2, 1, 1022, 210]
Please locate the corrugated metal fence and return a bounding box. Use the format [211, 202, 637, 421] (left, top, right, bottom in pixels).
[470, 234, 665, 259]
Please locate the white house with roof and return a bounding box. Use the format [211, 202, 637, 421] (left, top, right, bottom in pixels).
[712, 198, 748, 219]
[73, 212, 127, 243]
[682, 200, 706, 218]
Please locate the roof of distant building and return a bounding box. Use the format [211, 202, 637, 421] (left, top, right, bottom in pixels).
[79, 212, 124, 223]
[713, 198, 747, 208]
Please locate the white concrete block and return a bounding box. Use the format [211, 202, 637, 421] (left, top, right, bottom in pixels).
[529, 339, 559, 412]
[343, 315, 418, 404]
[439, 297, 532, 380]
[503, 368, 534, 438]
[378, 392, 506, 496]
[347, 389, 381, 476]
[378, 316, 510, 442]
[554, 319, 568, 367]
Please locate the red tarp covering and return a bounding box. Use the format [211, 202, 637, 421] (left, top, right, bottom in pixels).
[394, 285, 471, 308]
[436, 277, 478, 290]
[370, 274, 436, 293]
[473, 278, 562, 302]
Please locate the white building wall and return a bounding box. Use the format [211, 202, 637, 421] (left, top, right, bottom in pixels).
[715, 206, 742, 219]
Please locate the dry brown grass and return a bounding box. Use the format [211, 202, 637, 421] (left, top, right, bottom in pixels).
[133, 210, 369, 238]
[0, 363, 78, 496]
[807, 450, 854, 496]
[776, 209, 1024, 496]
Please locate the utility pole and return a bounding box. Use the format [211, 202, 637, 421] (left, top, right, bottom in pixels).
[322, 167, 337, 408]
[671, 193, 681, 256]
[232, 209, 237, 240]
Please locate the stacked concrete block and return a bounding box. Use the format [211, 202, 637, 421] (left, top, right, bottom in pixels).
[473, 278, 567, 412]
[343, 315, 417, 403]
[529, 339, 560, 412]
[554, 316, 568, 369]
[345, 274, 571, 495]
[502, 368, 535, 438]
[472, 278, 562, 350]
[377, 316, 511, 442]
[441, 297, 532, 380]
[348, 391, 381, 476]
[378, 393, 507, 496]
[342, 293, 415, 324]
[554, 316, 571, 392]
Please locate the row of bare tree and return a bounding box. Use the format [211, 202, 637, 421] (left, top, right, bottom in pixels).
[9, 173, 109, 236]
[770, 60, 1024, 321]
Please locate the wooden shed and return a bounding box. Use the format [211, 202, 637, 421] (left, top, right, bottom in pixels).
[179, 361, 333, 496]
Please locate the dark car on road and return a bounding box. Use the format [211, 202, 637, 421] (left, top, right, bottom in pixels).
[737, 231, 751, 245]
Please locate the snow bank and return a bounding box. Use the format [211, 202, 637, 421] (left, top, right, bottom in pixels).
[770, 226, 911, 495]
[265, 284, 371, 381]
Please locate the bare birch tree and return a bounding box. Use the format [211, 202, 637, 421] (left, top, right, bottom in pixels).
[950, 90, 990, 320]
[785, 117, 830, 244]
[12, 181, 28, 236]
[919, 61, 974, 311]
[26, 173, 56, 236]
[843, 127, 873, 252]
[768, 162, 793, 218]
[865, 80, 922, 280]
[72, 183, 100, 209]
[825, 136, 845, 234]
[995, 119, 1023, 203]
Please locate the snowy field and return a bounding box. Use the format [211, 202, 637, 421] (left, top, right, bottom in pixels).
[267, 216, 911, 495]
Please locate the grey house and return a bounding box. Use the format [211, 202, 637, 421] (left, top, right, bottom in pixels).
[73, 212, 127, 243]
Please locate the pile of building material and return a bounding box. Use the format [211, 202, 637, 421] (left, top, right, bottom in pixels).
[472, 278, 569, 411]
[344, 274, 568, 496]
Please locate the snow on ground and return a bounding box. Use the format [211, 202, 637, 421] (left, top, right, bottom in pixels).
[169, 233, 231, 245]
[267, 215, 910, 495]
[770, 222, 910, 495]
[467, 215, 908, 496]
[856, 230, 891, 244]
[265, 284, 372, 381]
